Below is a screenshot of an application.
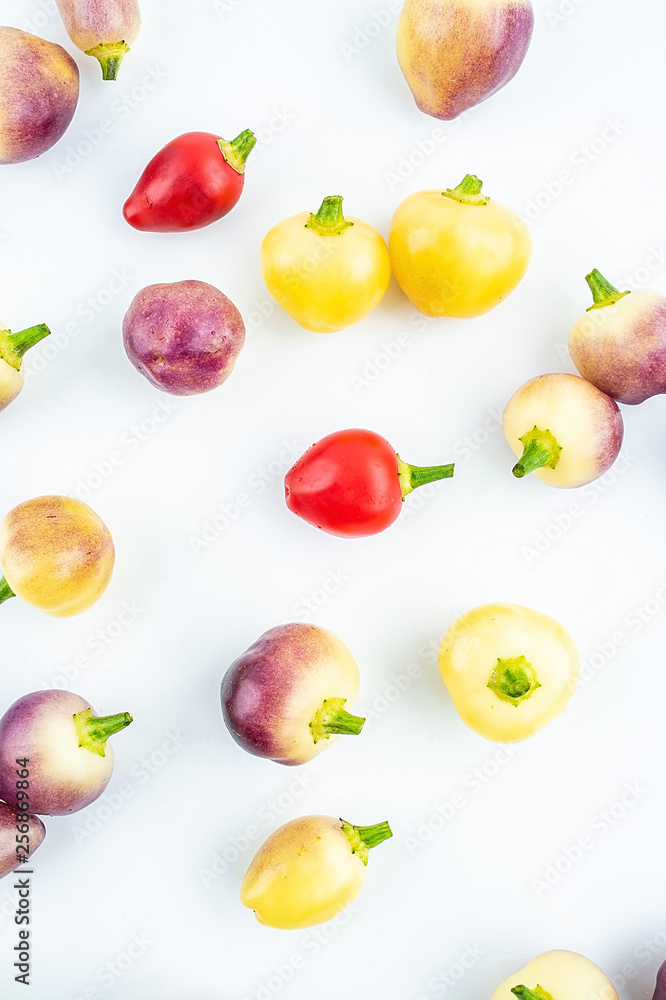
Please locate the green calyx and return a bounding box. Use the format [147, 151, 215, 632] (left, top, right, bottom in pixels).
[85, 41, 131, 81]
[309, 697, 366, 744]
[305, 195, 354, 236]
[0, 577, 16, 606]
[340, 819, 393, 865]
[512, 426, 562, 479]
[442, 174, 489, 206]
[0, 324, 50, 372]
[585, 269, 631, 311]
[512, 986, 554, 1000]
[217, 129, 257, 174]
[397, 456, 455, 499]
[74, 709, 133, 757]
[488, 655, 541, 706]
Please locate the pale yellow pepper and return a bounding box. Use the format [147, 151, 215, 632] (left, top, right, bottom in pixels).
[389, 174, 531, 318]
[438, 603, 579, 742]
[491, 951, 619, 1000]
[0, 495, 115, 617]
[241, 814, 392, 929]
[261, 195, 391, 333]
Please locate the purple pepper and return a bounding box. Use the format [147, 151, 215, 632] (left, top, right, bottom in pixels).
[0, 691, 132, 816]
[122, 280, 246, 396]
[0, 801, 45, 879]
[653, 961, 666, 1000]
[397, 0, 534, 121]
[221, 623, 365, 766]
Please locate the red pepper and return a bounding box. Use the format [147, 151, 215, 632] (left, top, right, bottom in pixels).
[284, 429, 455, 537]
[123, 129, 256, 233]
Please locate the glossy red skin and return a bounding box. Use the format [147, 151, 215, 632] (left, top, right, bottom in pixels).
[284, 429, 402, 538]
[123, 132, 245, 233]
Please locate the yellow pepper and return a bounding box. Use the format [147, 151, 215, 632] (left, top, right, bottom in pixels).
[241, 814, 392, 929]
[0, 495, 115, 617]
[438, 603, 579, 742]
[491, 951, 619, 1000]
[260, 195, 391, 333]
[389, 174, 532, 318]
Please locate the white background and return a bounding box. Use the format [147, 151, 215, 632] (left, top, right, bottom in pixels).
[1, 0, 666, 997]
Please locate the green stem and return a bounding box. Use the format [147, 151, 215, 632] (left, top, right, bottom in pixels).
[309, 698, 365, 744]
[84, 41, 131, 81]
[397, 456, 455, 499]
[488, 655, 541, 706]
[74, 709, 133, 757]
[512, 986, 554, 1000]
[341, 819, 393, 865]
[217, 129, 257, 174]
[585, 268, 631, 311]
[0, 324, 51, 371]
[442, 174, 489, 206]
[512, 426, 562, 479]
[0, 577, 15, 606]
[305, 195, 354, 236]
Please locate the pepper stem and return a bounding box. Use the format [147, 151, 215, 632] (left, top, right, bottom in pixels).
[0, 324, 51, 371]
[305, 195, 354, 236]
[585, 268, 631, 311]
[512, 986, 554, 1000]
[397, 456, 455, 499]
[340, 819, 393, 865]
[74, 709, 133, 757]
[442, 174, 489, 206]
[488, 656, 541, 706]
[217, 129, 257, 174]
[309, 697, 365, 744]
[512, 426, 562, 479]
[0, 577, 16, 606]
[84, 41, 131, 81]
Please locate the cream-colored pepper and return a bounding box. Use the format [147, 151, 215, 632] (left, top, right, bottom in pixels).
[491, 951, 619, 1000]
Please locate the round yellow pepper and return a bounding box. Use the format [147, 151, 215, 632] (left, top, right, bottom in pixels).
[491, 951, 619, 1000]
[389, 174, 532, 318]
[241, 814, 392, 929]
[260, 195, 391, 333]
[438, 603, 579, 742]
[0, 495, 115, 617]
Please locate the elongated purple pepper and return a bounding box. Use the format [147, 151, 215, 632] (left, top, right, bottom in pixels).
[0, 691, 132, 816]
[0, 801, 45, 879]
[221, 623, 365, 766]
[55, 0, 141, 80]
[397, 0, 534, 120]
[653, 960, 666, 1000]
